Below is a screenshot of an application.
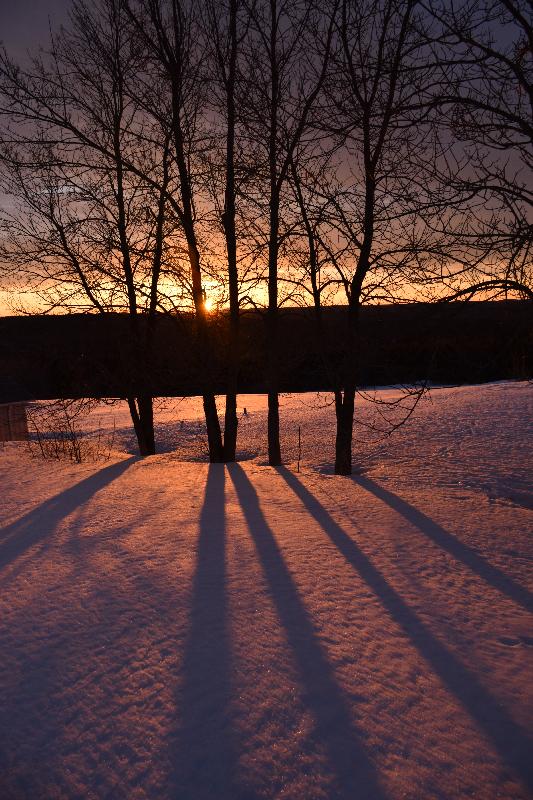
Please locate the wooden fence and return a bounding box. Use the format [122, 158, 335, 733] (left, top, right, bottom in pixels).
[0, 403, 29, 441]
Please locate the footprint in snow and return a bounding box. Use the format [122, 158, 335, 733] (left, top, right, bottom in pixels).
[498, 635, 533, 648]
[498, 636, 521, 647]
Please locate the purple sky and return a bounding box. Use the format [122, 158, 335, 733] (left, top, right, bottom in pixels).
[0, 0, 71, 59]
[0, 1, 72, 313]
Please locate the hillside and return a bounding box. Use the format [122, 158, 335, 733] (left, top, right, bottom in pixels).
[1, 301, 531, 402]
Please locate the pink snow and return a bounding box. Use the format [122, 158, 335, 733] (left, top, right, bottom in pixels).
[0, 382, 532, 799]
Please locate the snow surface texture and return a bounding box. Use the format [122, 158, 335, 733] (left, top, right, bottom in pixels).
[0, 382, 532, 799]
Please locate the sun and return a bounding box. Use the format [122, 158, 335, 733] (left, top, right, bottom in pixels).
[204, 296, 214, 313]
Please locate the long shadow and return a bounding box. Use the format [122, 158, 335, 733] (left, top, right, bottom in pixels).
[229, 464, 386, 800]
[0, 458, 136, 570]
[279, 468, 533, 793]
[171, 464, 239, 799]
[354, 475, 533, 614]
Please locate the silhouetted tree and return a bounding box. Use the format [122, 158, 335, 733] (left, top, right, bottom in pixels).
[0, 0, 178, 455]
[238, 0, 338, 465]
[319, 0, 449, 474]
[124, 0, 229, 461]
[200, 0, 247, 462]
[430, 0, 532, 301]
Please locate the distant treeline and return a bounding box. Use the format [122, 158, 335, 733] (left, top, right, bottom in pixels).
[1, 301, 530, 404]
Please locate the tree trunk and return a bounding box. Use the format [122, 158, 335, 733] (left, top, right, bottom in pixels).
[267, 216, 281, 465]
[198, 316, 223, 460]
[127, 394, 155, 457]
[223, 390, 238, 462]
[268, 389, 281, 466]
[203, 393, 224, 463]
[334, 299, 360, 475]
[221, 0, 239, 464]
[170, 75, 224, 465]
[221, 203, 239, 462]
[266, 315, 281, 466]
[137, 393, 155, 455]
[266, 279, 281, 465]
[334, 388, 354, 475]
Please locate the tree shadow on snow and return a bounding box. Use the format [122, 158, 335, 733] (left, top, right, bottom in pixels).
[278, 468, 533, 795]
[229, 463, 386, 800]
[353, 476, 533, 614]
[170, 464, 240, 799]
[0, 458, 136, 571]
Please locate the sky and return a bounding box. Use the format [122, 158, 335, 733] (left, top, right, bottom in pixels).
[0, 1, 523, 315]
[0, 1, 71, 313]
[0, 0, 70, 59]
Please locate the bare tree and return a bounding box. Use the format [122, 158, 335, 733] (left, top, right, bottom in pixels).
[429, 0, 532, 301]
[239, 0, 337, 465]
[200, 0, 248, 462]
[0, 0, 178, 455]
[317, 0, 449, 474]
[124, 0, 231, 461]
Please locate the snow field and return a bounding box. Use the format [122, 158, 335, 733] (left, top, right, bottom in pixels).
[0, 382, 532, 799]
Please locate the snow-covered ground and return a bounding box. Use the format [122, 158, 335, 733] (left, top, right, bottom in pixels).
[0, 382, 532, 799]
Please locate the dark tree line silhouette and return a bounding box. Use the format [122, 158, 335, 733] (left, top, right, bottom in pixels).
[0, 0, 531, 471]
